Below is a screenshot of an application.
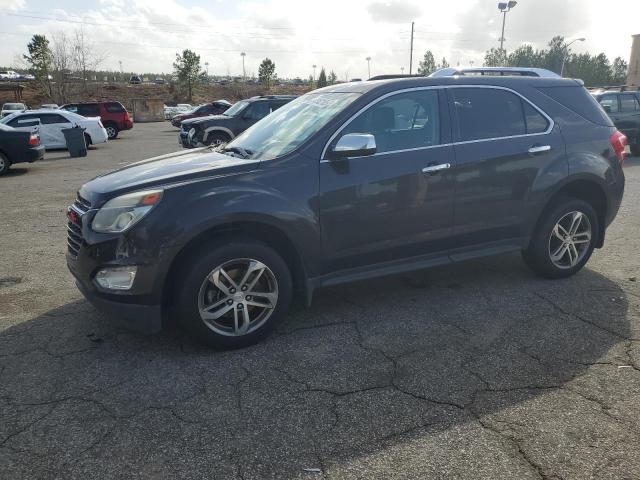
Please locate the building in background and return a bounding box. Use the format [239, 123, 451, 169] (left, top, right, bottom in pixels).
[628, 34, 640, 86]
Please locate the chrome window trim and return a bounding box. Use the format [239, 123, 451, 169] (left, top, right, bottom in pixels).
[320, 84, 554, 162]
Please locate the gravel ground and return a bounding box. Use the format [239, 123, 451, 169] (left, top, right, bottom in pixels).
[1, 122, 639, 480]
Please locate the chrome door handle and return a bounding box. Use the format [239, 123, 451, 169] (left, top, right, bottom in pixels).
[528, 145, 551, 154]
[422, 163, 451, 174]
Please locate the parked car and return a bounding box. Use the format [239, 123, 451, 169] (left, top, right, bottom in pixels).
[67, 74, 626, 349]
[591, 88, 640, 156]
[0, 123, 44, 175]
[170, 101, 232, 128]
[1, 102, 27, 118]
[1, 110, 108, 148]
[179, 95, 296, 148]
[60, 102, 133, 139]
[40, 103, 59, 109]
[153, 78, 167, 85]
[129, 75, 142, 85]
[0, 70, 19, 80]
[164, 103, 193, 120]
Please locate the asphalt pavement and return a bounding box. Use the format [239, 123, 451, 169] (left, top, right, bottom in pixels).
[1, 122, 639, 479]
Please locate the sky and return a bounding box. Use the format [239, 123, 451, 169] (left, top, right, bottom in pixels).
[1, 0, 639, 80]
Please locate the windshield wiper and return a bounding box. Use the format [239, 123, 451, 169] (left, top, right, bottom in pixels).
[222, 146, 253, 159]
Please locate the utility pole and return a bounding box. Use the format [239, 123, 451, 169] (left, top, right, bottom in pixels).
[409, 21, 414, 75]
[498, 2, 517, 51]
[366, 57, 371, 79]
[312, 64, 317, 81]
[240, 52, 246, 81]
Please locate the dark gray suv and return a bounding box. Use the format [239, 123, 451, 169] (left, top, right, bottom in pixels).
[67, 75, 626, 348]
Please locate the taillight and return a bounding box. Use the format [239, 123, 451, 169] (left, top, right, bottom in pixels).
[610, 130, 627, 166]
[28, 134, 39, 146]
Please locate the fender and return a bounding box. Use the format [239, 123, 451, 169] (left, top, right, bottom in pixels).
[203, 126, 235, 143]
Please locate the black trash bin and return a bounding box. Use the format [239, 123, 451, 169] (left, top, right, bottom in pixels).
[62, 126, 87, 158]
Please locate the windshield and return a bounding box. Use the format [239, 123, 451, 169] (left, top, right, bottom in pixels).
[223, 101, 249, 117]
[222, 92, 360, 160]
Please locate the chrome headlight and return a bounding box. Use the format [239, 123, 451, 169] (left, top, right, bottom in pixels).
[92, 189, 163, 233]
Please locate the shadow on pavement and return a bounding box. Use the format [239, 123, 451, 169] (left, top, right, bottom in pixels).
[0, 253, 633, 479]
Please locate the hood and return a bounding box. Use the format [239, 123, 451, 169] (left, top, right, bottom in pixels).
[81, 148, 257, 200]
[184, 114, 231, 126]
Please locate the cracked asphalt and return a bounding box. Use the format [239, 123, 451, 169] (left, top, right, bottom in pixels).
[1, 122, 639, 480]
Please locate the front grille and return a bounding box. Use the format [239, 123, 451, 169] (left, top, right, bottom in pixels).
[67, 194, 90, 258]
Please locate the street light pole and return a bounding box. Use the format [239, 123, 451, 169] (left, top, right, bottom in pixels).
[366, 57, 371, 79]
[560, 38, 586, 77]
[498, 1, 517, 51]
[240, 52, 246, 81]
[312, 64, 317, 82]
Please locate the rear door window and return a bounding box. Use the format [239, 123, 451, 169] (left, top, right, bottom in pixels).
[451, 88, 527, 141]
[77, 104, 100, 116]
[40, 114, 70, 124]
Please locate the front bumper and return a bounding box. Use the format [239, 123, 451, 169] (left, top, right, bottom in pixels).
[73, 277, 162, 333]
[66, 227, 172, 334]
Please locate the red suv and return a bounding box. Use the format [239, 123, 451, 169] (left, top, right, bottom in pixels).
[60, 102, 133, 139]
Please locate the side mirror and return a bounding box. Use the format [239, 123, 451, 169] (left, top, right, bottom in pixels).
[329, 133, 377, 159]
[602, 105, 612, 114]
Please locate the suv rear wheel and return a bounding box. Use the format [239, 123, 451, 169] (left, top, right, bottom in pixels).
[523, 197, 598, 279]
[176, 239, 292, 349]
[104, 123, 119, 139]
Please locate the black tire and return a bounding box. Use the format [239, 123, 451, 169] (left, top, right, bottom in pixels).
[176, 239, 292, 349]
[84, 133, 92, 147]
[522, 196, 599, 279]
[104, 124, 119, 139]
[205, 132, 230, 147]
[0, 152, 10, 176]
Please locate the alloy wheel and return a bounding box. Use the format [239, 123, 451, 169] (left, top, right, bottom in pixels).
[106, 126, 117, 138]
[548, 210, 592, 269]
[197, 258, 278, 336]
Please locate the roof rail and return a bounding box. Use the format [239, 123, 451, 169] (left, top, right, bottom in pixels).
[368, 74, 424, 81]
[429, 67, 561, 78]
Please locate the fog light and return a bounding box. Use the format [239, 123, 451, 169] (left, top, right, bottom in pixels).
[95, 266, 137, 290]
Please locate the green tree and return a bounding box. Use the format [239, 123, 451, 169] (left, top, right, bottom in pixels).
[610, 57, 628, 84]
[327, 70, 338, 85]
[317, 67, 327, 88]
[483, 47, 507, 67]
[507, 44, 544, 67]
[173, 49, 203, 101]
[417, 51, 436, 76]
[258, 58, 276, 88]
[23, 34, 52, 95]
[543, 36, 566, 74]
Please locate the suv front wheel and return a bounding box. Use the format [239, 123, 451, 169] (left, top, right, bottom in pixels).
[176, 239, 292, 349]
[523, 197, 598, 279]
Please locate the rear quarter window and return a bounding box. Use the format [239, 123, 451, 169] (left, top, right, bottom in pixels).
[537, 85, 613, 126]
[105, 102, 126, 113]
